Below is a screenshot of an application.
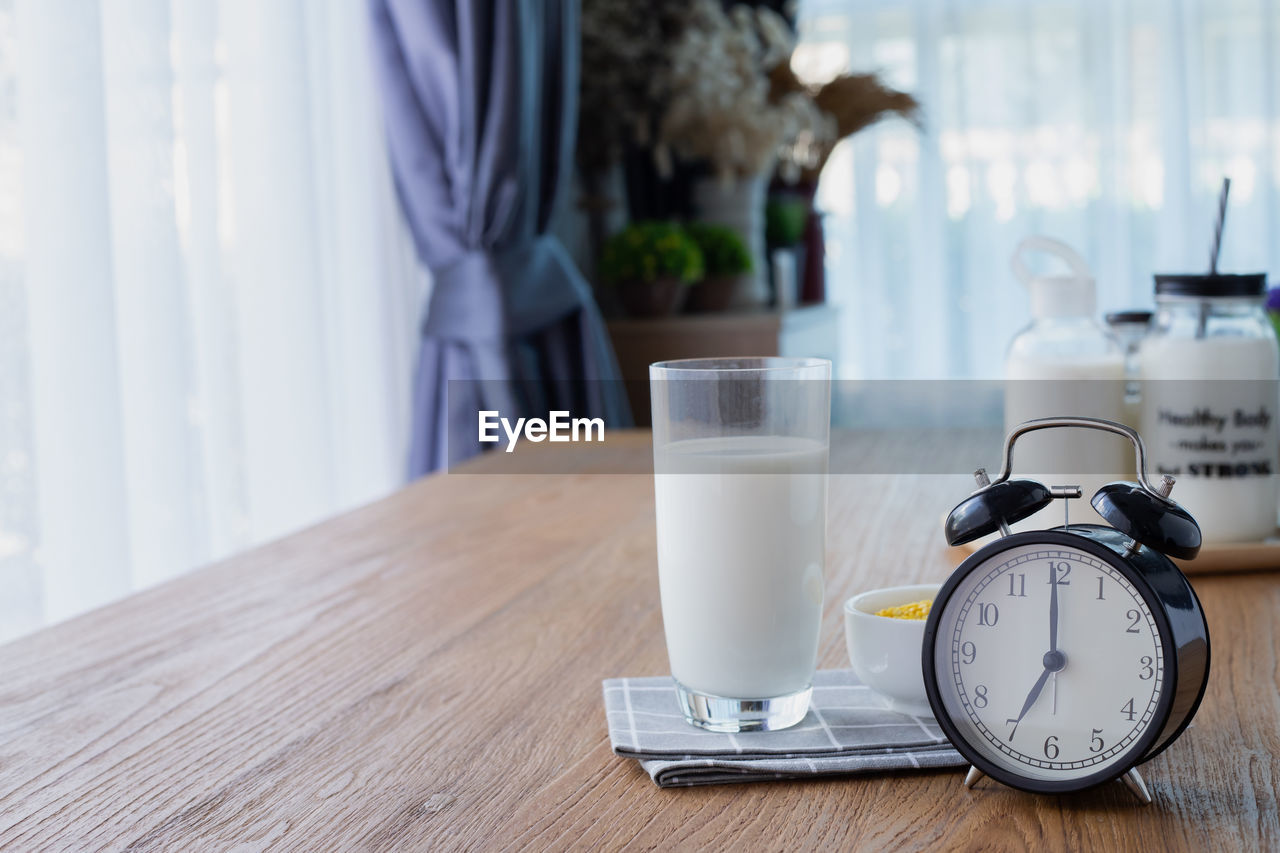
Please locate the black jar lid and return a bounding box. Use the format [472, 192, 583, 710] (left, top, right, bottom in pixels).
[1154, 273, 1266, 297]
[1105, 310, 1154, 325]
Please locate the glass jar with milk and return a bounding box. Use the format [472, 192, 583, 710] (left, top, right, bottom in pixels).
[1140, 274, 1279, 542]
[650, 357, 830, 732]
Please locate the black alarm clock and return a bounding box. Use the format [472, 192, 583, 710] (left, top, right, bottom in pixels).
[923, 416, 1210, 803]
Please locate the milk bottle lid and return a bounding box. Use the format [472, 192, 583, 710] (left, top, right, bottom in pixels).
[1105, 310, 1154, 325]
[1011, 236, 1095, 318]
[1154, 273, 1265, 298]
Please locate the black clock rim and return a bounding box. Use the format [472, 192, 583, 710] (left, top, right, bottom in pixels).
[1137, 571, 1211, 764]
[922, 529, 1179, 795]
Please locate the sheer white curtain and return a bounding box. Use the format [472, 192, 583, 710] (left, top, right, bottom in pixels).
[795, 0, 1280, 379]
[0, 0, 423, 640]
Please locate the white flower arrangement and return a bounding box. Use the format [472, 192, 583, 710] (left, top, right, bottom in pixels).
[652, 1, 835, 182]
[578, 0, 916, 185]
[578, 0, 683, 172]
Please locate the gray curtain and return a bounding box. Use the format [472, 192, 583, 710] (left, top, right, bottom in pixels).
[368, 0, 631, 476]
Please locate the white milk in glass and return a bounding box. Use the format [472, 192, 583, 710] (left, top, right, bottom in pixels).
[654, 435, 826, 699]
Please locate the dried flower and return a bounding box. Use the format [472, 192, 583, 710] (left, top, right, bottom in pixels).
[577, 0, 919, 186]
[771, 62, 921, 182]
[652, 1, 835, 182]
[578, 0, 686, 174]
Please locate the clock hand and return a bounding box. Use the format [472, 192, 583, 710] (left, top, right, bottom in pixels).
[1049, 561, 1059, 654]
[1005, 666, 1053, 740]
[1005, 646, 1069, 738]
[1048, 562, 1062, 718]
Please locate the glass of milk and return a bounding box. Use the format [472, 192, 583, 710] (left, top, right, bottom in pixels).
[650, 357, 830, 732]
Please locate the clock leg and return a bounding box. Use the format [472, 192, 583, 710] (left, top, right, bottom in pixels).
[1121, 767, 1152, 805]
[963, 766, 985, 789]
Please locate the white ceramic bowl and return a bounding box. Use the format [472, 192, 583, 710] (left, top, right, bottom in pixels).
[844, 583, 941, 718]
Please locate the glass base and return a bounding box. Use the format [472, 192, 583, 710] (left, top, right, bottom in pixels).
[675, 681, 812, 733]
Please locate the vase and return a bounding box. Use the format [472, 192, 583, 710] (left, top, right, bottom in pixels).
[618, 277, 688, 318]
[795, 181, 825, 304]
[684, 276, 740, 314]
[691, 175, 769, 308]
[769, 249, 803, 310]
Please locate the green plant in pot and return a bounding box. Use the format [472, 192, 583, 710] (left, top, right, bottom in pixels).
[683, 222, 752, 313]
[765, 195, 808, 249]
[599, 222, 703, 317]
[765, 193, 810, 307]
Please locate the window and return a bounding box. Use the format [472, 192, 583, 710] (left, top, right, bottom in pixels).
[0, 0, 422, 640]
[796, 0, 1280, 378]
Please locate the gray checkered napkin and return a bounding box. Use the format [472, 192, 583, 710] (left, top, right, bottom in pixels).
[603, 668, 964, 787]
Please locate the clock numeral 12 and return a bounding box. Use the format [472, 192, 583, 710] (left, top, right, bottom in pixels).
[1048, 561, 1071, 584]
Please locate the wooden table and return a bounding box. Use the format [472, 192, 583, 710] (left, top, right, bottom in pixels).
[1, 431, 1277, 850]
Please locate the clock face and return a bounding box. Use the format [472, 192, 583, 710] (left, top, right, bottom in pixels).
[928, 540, 1170, 785]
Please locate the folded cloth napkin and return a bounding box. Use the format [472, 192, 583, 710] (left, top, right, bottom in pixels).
[603, 669, 964, 787]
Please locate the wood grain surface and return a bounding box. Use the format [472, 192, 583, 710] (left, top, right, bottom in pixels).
[0, 431, 1276, 851]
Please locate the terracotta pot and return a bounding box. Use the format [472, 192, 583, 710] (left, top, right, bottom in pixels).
[617, 277, 688, 317]
[684, 275, 740, 314]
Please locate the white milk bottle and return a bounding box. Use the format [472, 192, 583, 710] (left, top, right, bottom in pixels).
[1139, 274, 1279, 542]
[1004, 237, 1128, 530]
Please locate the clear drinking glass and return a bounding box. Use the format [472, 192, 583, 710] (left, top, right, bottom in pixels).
[649, 357, 831, 732]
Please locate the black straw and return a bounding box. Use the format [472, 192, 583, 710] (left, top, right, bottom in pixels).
[1209, 177, 1231, 274]
[1199, 177, 1232, 339]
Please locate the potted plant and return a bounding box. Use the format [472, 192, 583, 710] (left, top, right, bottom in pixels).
[684, 223, 752, 313]
[765, 191, 809, 307]
[578, 0, 919, 312]
[652, 2, 831, 308]
[599, 222, 704, 317]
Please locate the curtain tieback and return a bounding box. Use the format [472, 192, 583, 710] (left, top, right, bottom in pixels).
[422, 235, 591, 341]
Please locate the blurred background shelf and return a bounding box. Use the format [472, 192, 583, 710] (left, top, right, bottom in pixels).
[607, 304, 839, 426]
